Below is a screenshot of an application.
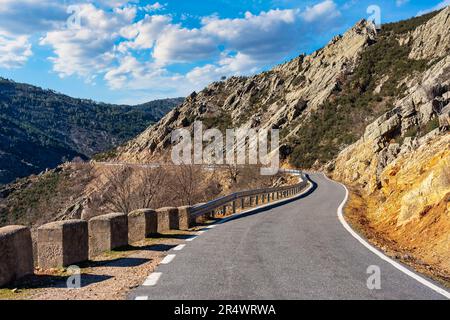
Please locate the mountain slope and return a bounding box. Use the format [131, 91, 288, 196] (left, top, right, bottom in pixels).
[0, 78, 182, 183]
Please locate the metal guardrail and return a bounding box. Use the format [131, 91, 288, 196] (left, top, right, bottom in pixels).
[191, 170, 309, 217]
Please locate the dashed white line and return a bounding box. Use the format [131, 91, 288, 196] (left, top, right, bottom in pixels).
[173, 244, 186, 251]
[206, 224, 217, 229]
[160, 254, 176, 265]
[143, 272, 162, 286]
[324, 173, 450, 300]
[135, 296, 148, 300]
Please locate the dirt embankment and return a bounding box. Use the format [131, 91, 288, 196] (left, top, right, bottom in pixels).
[342, 134, 450, 287]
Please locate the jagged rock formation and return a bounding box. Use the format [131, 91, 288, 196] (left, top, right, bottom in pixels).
[114, 20, 377, 162]
[334, 55, 450, 192]
[406, 6, 450, 60]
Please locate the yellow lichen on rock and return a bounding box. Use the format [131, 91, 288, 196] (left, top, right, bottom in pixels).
[375, 134, 450, 224]
[339, 133, 450, 278]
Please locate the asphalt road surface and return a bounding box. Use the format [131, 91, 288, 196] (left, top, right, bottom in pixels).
[129, 173, 448, 300]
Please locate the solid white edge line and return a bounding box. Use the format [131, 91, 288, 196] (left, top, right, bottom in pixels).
[197, 230, 206, 235]
[323, 173, 450, 299]
[160, 254, 176, 264]
[173, 244, 186, 251]
[185, 236, 198, 242]
[135, 296, 148, 300]
[143, 272, 162, 286]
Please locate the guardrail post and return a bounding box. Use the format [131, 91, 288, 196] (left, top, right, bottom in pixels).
[232, 201, 237, 214]
[241, 198, 245, 209]
[267, 194, 271, 203]
[222, 205, 227, 216]
[255, 195, 259, 205]
[250, 197, 253, 206]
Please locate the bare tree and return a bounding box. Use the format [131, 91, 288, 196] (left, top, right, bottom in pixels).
[134, 167, 165, 209]
[225, 164, 240, 184]
[166, 164, 204, 206]
[101, 167, 135, 214]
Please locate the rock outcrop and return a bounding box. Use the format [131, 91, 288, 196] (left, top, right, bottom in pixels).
[114, 20, 378, 162]
[407, 6, 450, 60]
[334, 55, 450, 192]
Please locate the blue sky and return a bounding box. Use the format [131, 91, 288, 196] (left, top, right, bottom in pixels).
[0, 0, 448, 105]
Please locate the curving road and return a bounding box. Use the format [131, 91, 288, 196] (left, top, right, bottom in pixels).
[129, 173, 448, 300]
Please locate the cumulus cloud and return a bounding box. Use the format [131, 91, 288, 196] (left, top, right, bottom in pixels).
[0, 0, 67, 36]
[0, 0, 344, 100]
[40, 4, 136, 80]
[301, 0, 340, 23]
[0, 35, 32, 68]
[153, 26, 218, 64]
[100, 1, 343, 98]
[202, 9, 300, 61]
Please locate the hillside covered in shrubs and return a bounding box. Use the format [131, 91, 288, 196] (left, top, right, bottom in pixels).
[0, 77, 182, 183]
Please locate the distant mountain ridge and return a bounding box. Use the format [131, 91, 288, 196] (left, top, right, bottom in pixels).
[0, 77, 183, 184]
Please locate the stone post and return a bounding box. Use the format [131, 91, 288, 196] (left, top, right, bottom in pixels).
[0, 226, 34, 287]
[37, 220, 88, 269]
[89, 213, 128, 258]
[128, 209, 156, 243]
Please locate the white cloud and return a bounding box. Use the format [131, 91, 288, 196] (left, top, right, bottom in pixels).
[39, 4, 136, 79]
[143, 2, 165, 12]
[202, 9, 300, 61]
[118, 14, 173, 51]
[153, 26, 218, 64]
[396, 0, 409, 7]
[0, 35, 32, 68]
[0, 0, 67, 36]
[101, 1, 343, 99]
[301, 0, 340, 22]
[0, 0, 344, 101]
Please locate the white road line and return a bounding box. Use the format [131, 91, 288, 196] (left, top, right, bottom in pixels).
[324, 173, 450, 300]
[173, 244, 186, 251]
[206, 225, 217, 229]
[135, 296, 148, 300]
[143, 272, 162, 286]
[160, 254, 176, 264]
[197, 230, 206, 235]
[185, 236, 198, 242]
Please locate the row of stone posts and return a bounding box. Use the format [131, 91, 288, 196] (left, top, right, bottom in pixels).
[0, 183, 306, 287]
[0, 206, 194, 287]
